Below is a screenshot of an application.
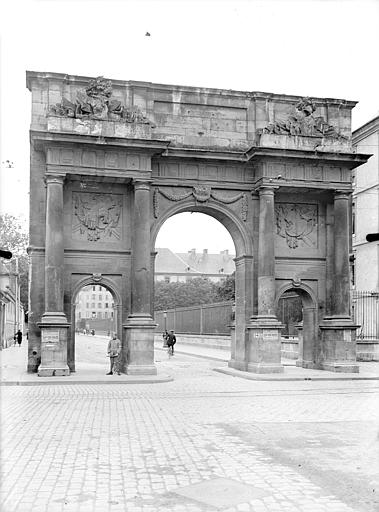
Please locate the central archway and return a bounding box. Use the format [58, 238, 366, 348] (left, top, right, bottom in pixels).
[151, 200, 254, 370]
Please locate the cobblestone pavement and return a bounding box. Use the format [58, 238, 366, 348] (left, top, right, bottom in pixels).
[1, 349, 379, 511]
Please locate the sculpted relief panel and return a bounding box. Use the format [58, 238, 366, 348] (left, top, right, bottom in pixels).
[72, 192, 122, 242]
[275, 203, 318, 250]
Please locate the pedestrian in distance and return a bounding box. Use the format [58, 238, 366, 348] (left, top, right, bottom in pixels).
[166, 329, 176, 357]
[107, 333, 121, 375]
[15, 329, 22, 347]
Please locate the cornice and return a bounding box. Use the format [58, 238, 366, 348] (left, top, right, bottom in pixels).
[26, 70, 357, 107]
[352, 115, 379, 143]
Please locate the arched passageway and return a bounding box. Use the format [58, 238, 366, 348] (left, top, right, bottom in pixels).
[151, 203, 253, 370]
[276, 285, 318, 368]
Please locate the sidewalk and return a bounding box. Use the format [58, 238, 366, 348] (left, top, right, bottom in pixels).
[159, 341, 379, 381]
[0, 344, 173, 386]
[1, 341, 379, 385]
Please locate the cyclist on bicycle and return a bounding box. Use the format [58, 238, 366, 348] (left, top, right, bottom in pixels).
[166, 329, 176, 356]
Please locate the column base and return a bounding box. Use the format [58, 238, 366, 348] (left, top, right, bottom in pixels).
[247, 362, 284, 374]
[318, 361, 359, 373]
[318, 317, 359, 373]
[125, 365, 157, 376]
[246, 317, 284, 374]
[38, 365, 70, 377]
[228, 359, 247, 372]
[38, 315, 70, 378]
[124, 314, 157, 376]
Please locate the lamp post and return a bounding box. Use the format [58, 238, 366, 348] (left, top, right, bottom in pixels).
[163, 311, 168, 346]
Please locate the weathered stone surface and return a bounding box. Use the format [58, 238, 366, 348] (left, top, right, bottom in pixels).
[26, 71, 371, 375]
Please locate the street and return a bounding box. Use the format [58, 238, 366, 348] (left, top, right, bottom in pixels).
[1, 335, 378, 512]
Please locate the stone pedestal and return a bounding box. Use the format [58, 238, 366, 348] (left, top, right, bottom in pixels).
[124, 315, 157, 375]
[247, 319, 284, 373]
[38, 315, 70, 376]
[319, 318, 359, 372]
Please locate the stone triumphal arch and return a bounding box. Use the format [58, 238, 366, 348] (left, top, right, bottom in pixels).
[26, 71, 369, 376]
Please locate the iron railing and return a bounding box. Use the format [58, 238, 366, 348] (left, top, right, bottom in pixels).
[352, 290, 379, 341]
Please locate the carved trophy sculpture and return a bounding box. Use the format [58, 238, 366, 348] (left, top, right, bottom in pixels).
[263, 97, 347, 140]
[49, 77, 155, 126]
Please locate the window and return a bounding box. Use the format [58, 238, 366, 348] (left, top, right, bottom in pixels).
[92, 294, 96, 300]
[86, 312, 90, 318]
[92, 312, 96, 318]
[92, 286, 96, 291]
[98, 295, 102, 301]
[91, 303, 95, 308]
[98, 286, 102, 291]
[98, 303, 102, 308]
[164, 276, 170, 283]
[86, 303, 90, 309]
[97, 312, 102, 319]
[111, 312, 114, 318]
[104, 312, 108, 319]
[105, 303, 109, 308]
[111, 303, 114, 308]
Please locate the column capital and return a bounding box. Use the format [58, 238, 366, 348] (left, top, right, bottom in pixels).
[44, 173, 66, 186]
[132, 179, 152, 191]
[257, 185, 279, 196]
[334, 190, 352, 201]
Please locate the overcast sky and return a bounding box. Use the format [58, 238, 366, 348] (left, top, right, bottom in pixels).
[1, 0, 378, 253]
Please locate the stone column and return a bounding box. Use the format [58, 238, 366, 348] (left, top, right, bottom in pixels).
[319, 191, 359, 372]
[228, 255, 253, 371]
[124, 180, 157, 375]
[247, 186, 283, 373]
[38, 174, 70, 376]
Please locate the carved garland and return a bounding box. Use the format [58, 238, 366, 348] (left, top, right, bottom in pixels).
[154, 186, 248, 221]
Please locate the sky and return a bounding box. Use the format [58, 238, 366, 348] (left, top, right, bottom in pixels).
[1, 0, 378, 253]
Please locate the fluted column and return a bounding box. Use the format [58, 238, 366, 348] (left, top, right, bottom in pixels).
[38, 174, 70, 376]
[247, 185, 283, 373]
[257, 186, 277, 318]
[44, 175, 66, 318]
[131, 180, 153, 317]
[124, 179, 157, 375]
[333, 191, 351, 318]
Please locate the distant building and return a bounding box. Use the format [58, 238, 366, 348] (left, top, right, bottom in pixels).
[75, 285, 115, 333]
[352, 116, 379, 290]
[0, 259, 24, 348]
[155, 248, 235, 283]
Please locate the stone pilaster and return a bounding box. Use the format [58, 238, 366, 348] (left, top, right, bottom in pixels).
[247, 186, 283, 373]
[319, 191, 359, 372]
[38, 174, 70, 376]
[228, 255, 253, 371]
[124, 180, 157, 375]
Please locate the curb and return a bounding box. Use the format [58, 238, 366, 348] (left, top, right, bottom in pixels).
[214, 367, 379, 382]
[0, 375, 174, 386]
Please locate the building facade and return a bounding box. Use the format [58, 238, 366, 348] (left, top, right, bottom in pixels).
[352, 116, 379, 290]
[74, 284, 115, 332]
[155, 248, 235, 283]
[0, 260, 24, 348]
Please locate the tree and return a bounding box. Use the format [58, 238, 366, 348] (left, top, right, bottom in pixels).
[154, 277, 219, 310]
[0, 214, 29, 309]
[214, 272, 235, 302]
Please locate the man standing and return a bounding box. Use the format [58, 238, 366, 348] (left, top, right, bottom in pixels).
[107, 333, 121, 375]
[15, 330, 22, 347]
[166, 329, 176, 356]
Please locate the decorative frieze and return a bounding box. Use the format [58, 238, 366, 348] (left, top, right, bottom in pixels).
[72, 192, 122, 242]
[49, 76, 155, 126]
[262, 97, 347, 141]
[275, 203, 318, 249]
[153, 186, 248, 221]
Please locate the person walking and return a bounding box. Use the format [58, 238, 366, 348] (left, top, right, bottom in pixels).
[107, 333, 121, 375]
[15, 330, 22, 347]
[166, 329, 176, 356]
[162, 330, 169, 348]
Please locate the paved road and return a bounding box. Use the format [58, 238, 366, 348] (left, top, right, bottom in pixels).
[1, 336, 379, 512]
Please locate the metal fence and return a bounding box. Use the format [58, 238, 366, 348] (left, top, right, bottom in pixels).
[155, 302, 233, 335]
[352, 290, 379, 341]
